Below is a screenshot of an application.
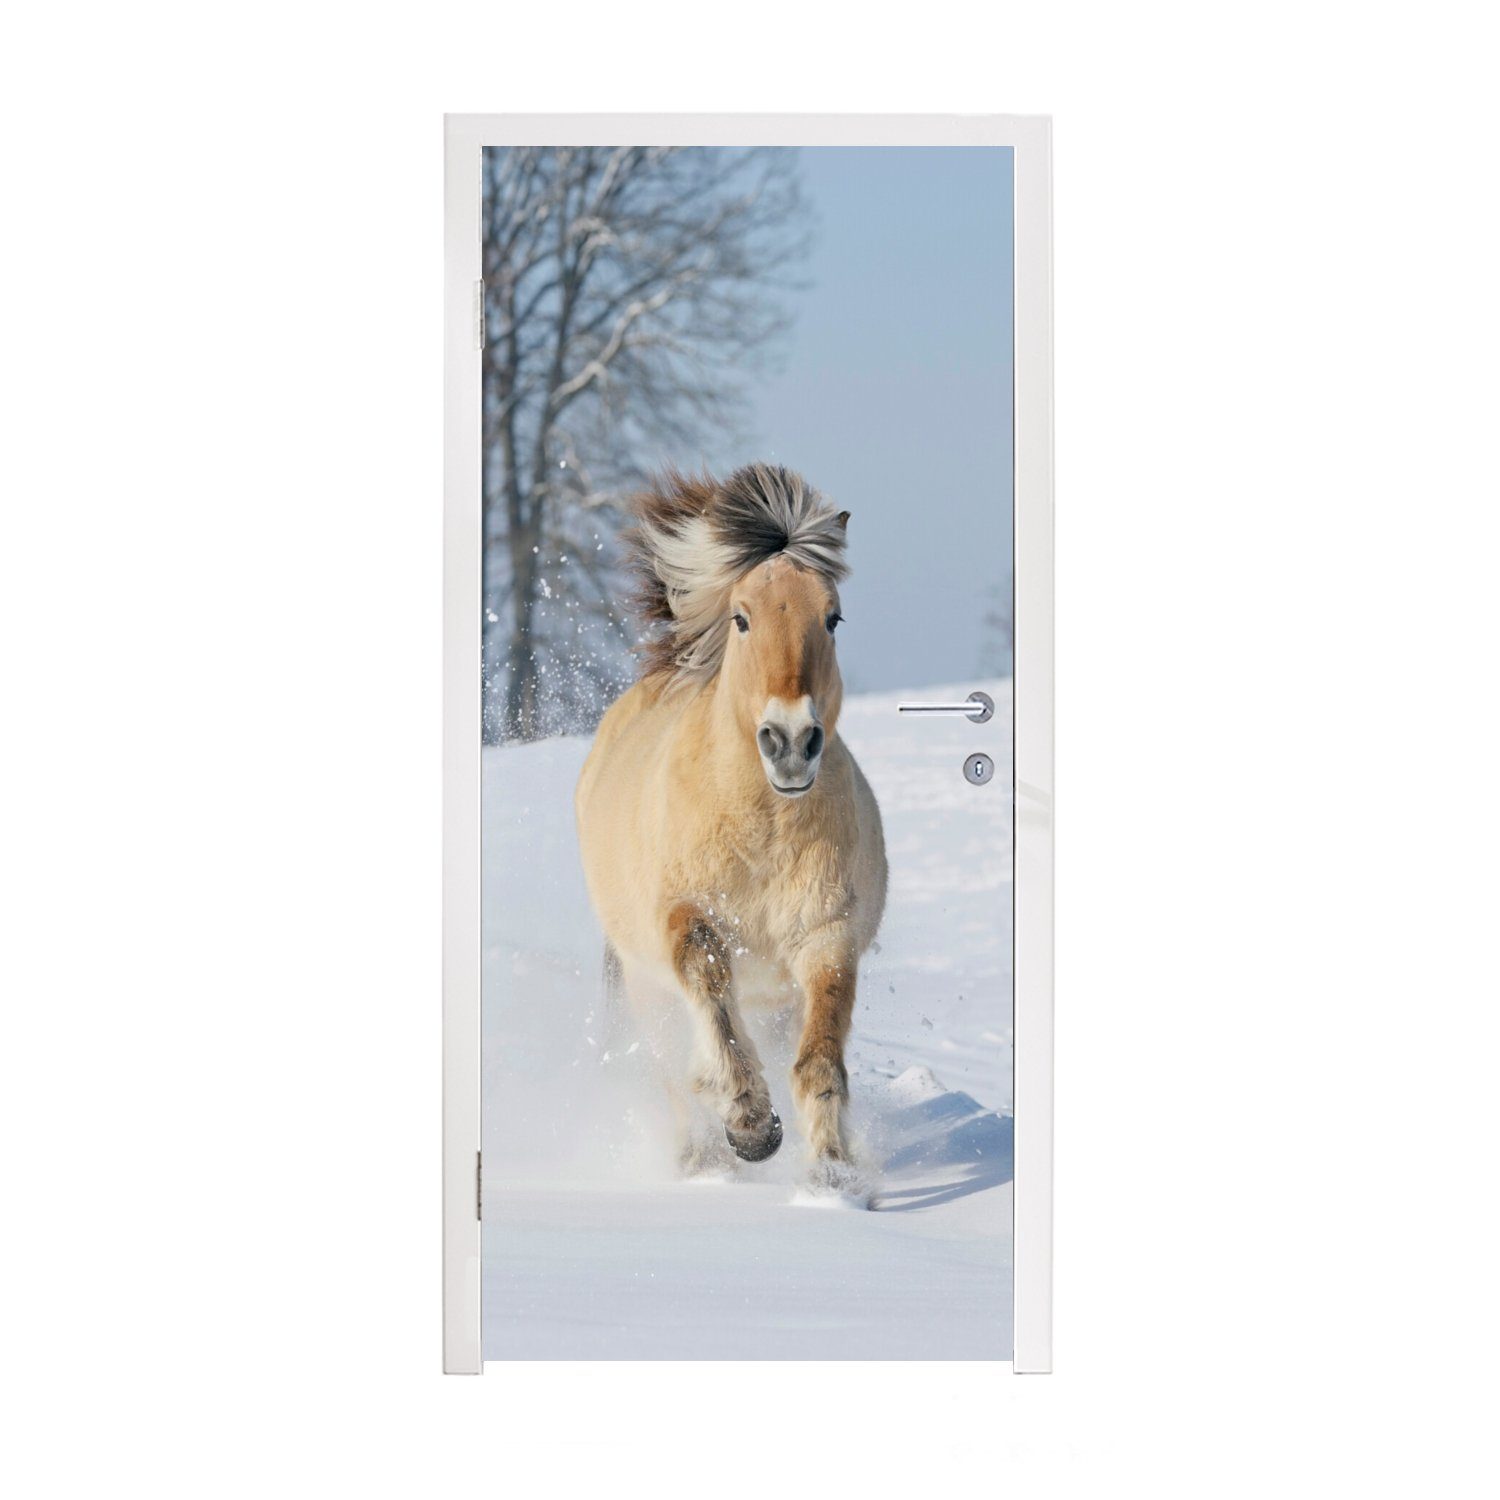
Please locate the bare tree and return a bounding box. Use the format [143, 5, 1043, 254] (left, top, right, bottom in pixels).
[481, 146, 810, 742]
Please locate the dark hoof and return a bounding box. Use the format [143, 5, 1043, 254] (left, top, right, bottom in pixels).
[726, 1110, 782, 1163]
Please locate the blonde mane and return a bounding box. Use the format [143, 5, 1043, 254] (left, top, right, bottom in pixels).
[626, 464, 850, 689]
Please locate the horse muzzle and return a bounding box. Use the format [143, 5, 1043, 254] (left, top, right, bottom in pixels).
[756, 708, 824, 796]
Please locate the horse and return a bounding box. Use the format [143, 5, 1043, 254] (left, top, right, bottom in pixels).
[575, 464, 888, 1194]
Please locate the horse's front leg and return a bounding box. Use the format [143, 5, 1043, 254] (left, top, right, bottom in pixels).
[666, 901, 782, 1163]
[790, 943, 857, 1163]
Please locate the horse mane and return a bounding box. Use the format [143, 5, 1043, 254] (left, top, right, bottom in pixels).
[626, 464, 850, 689]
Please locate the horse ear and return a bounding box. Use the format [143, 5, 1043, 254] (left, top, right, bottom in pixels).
[836, 510, 850, 530]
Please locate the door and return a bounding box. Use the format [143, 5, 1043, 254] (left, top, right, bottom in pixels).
[446, 119, 1050, 1367]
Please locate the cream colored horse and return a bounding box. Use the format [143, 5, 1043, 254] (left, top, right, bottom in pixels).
[575, 465, 887, 1187]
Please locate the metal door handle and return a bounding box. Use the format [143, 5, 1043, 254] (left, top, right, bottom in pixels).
[897, 690, 994, 724]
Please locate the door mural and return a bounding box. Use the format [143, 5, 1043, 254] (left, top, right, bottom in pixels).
[480, 145, 1015, 1359]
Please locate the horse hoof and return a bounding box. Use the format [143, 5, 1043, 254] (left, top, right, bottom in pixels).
[726, 1110, 782, 1163]
[801, 1156, 871, 1208]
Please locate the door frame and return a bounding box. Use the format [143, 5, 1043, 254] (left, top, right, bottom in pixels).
[443, 114, 1053, 1374]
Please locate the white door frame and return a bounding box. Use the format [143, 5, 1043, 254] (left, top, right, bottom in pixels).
[442, 114, 1053, 1374]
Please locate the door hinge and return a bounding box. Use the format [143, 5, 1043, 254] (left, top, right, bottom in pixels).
[476, 1150, 483, 1221]
[474, 280, 485, 352]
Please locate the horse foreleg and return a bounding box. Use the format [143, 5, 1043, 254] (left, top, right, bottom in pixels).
[665, 901, 782, 1163]
[791, 951, 857, 1162]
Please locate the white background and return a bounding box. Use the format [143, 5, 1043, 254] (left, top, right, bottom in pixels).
[5, 4, 1497, 1495]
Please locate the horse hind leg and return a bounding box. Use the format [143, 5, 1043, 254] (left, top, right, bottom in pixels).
[607, 944, 728, 1176]
[602, 940, 623, 1005]
[666, 901, 782, 1164]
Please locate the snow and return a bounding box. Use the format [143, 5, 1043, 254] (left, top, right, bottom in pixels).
[482, 680, 1013, 1359]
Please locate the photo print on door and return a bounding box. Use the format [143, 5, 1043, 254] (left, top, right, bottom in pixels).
[479, 144, 1015, 1360]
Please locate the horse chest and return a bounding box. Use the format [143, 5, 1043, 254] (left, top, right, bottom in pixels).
[706, 821, 850, 950]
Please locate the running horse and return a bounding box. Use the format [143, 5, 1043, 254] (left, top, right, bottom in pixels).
[575, 464, 888, 1192]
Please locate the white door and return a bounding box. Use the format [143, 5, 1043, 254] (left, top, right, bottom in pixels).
[445, 116, 1053, 1370]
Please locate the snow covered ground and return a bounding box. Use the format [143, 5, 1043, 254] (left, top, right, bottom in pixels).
[481, 681, 1013, 1359]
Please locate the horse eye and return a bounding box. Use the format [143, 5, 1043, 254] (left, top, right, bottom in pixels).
[826, 613, 843, 635]
[733, 613, 749, 634]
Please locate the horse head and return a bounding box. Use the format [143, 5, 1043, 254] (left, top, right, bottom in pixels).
[628, 464, 852, 797]
[721, 553, 844, 796]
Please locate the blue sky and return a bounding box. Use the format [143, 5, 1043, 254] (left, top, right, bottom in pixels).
[702, 147, 1015, 693]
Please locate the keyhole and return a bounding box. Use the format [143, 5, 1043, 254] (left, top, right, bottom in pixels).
[964, 753, 994, 786]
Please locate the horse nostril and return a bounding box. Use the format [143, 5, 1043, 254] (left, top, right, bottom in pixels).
[801, 725, 824, 760]
[757, 724, 787, 760]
